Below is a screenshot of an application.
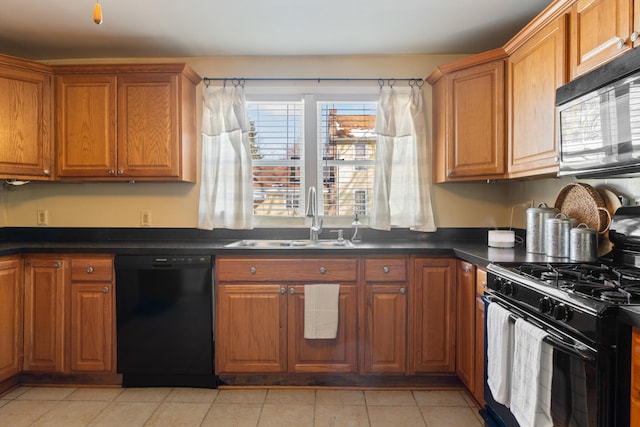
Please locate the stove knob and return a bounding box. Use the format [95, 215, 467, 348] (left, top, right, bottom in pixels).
[552, 303, 572, 322]
[538, 297, 553, 314]
[500, 280, 515, 296]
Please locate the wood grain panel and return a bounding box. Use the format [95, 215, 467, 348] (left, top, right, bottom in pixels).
[217, 257, 358, 282]
[364, 258, 407, 282]
[0, 257, 23, 382]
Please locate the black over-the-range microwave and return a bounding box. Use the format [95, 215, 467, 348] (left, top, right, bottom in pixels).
[556, 48, 640, 178]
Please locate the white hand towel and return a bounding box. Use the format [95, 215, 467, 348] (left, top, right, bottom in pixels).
[486, 302, 513, 406]
[510, 318, 554, 427]
[304, 284, 340, 339]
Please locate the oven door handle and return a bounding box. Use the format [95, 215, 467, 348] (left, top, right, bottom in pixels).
[543, 334, 596, 362]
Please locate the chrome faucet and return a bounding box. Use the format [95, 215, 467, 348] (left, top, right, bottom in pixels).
[305, 186, 323, 241]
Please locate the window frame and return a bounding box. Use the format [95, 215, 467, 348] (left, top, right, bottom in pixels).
[245, 85, 379, 228]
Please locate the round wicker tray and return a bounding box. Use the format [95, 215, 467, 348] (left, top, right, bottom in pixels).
[554, 183, 610, 233]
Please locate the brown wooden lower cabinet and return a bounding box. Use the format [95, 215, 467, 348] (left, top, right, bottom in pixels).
[215, 257, 358, 375]
[456, 260, 476, 391]
[410, 257, 457, 373]
[23, 255, 115, 376]
[0, 256, 23, 383]
[631, 327, 640, 424]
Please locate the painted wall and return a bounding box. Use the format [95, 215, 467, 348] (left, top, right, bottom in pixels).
[6, 53, 616, 231]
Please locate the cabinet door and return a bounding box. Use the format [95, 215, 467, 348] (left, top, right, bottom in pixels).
[117, 73, 180, 179]
[216, 284, 287, 373]
[411, 258, 456, 373]
[288, 284, 358, 373]
[632, 327, 640, 426]
[56, 74, 117, 178]
[70, 283, 113, 372]
[456, 260, 476, 392]
[571, 0, 632, 78]
[439, 60, 505, 182]
[0, 257, 23, 381]
[364, 284, 407, 373]
[508, 15, 567, 177]
[0, 61, 53, 180]
[474, 296, 486, 406]
[23, 257, 67, 372]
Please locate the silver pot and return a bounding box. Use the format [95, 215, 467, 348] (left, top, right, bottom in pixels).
[526, 203, 559, 254]
[570, 223, 597, 262]
[545, 213, 572, 258]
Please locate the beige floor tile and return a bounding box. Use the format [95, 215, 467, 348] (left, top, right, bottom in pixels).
[0, 400, 7, 408]
[367, 406, 426, 427]
[364, 390, 416, 406]
[0, 386, 32, 399]
[265, 388, 315, 405]
[31, 400, 109, 427]
[316, 389, 366, 406]
[144, 402, 211, 427]
[16, 386, 77, 400]
[88, 401, 159, 427]
[201, 403, 262, 427]
[0, 400, 58, 427]
[66, 388, 123, 402]
[165, 387, 219, 403]
[114, 387, 171, 402]
[315, 404, 370, 427]
[215, 388, 267, 404]
[420, 405, 483, 427]
[412, 390, 468, 407]
[258, 404, 315, 427]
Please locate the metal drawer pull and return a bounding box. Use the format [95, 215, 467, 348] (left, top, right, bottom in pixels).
[54, 261, 61, 269]
[319, 267, 326, 274]
[280, 287, 286, 294]
[289, 287, 296, 295]
[465, 265, 471, 273]
[103, 286, 109, 293]
[86, 266, 94, 274]
[383, 266, 390, 273]
[400, 287, 406, 294]
[249, 267, 257, 274]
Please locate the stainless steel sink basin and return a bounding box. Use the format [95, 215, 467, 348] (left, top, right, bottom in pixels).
[224, 239, 355, 248]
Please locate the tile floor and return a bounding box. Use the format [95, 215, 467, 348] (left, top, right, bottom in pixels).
[0, 386, 484, 427]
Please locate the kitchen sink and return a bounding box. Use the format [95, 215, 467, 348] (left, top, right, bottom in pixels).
[224, 239, 355, 248]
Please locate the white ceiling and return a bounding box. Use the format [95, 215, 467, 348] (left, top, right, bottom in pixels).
[0, 0, 554, 60]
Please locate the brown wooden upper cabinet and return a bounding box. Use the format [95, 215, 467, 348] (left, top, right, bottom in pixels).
[570, 0, 636, 79]
[0, 55, 53, 180]
[427, 49, 507, 183]
[505, 12, 568, 178]
[54, 63, 200, 182]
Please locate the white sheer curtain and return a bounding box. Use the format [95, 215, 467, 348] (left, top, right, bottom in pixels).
[370, 86, 436, 232]
[198, 85, 254, 230]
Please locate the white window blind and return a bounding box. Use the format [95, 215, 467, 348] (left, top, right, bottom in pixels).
[247, 94, 377, 220]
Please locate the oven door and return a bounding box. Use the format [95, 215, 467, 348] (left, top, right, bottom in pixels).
[482, 295, 614, 427]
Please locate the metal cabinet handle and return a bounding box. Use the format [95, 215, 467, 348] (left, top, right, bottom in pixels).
[117, 170, 124, 175]
[289, 287, 296, 295]
[108, 169, 115, 175]
[86, 266, 94, 274]
[464, 265, 471, 273]
[43, 169, 50, 176]
[618, 38, 626, 49]
[103, 286, 109, 293]
[280, 287, 286, 294]
[249, 267, 257, 274]
[632, 31, 639, 43]
[447, 169, 453, 177]
[383, 266, 390, 274]
[54, 261, 61, 269]
[400, 287, 406, 295]
[482, 281, 487, 289]
[319, 267, 326, 274]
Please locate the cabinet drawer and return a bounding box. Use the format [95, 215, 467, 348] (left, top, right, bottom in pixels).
[476, 268, 487, 296]
[71, 257, 113, 282]
[217, 258, 357, 282]
[364, 258, 407, 282]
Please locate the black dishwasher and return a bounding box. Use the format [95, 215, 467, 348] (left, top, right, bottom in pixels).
[115, 255, 217, 388]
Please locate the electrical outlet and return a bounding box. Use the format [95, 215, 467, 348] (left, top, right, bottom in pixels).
[36, 209, 48, 226]
[141, 211, 151, 227]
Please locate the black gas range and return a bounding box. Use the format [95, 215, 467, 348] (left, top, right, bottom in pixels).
[482, 206, 640, 427]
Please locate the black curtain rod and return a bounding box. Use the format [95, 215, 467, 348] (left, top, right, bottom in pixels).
[202, 77, 424, 87]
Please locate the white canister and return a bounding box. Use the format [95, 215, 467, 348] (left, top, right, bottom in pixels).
[545, 213, 572, 258]
[526, 203, 559, 254]
[570, 224, 597, 262]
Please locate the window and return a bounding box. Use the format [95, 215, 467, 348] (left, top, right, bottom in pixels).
[247, 89, 377, 224]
